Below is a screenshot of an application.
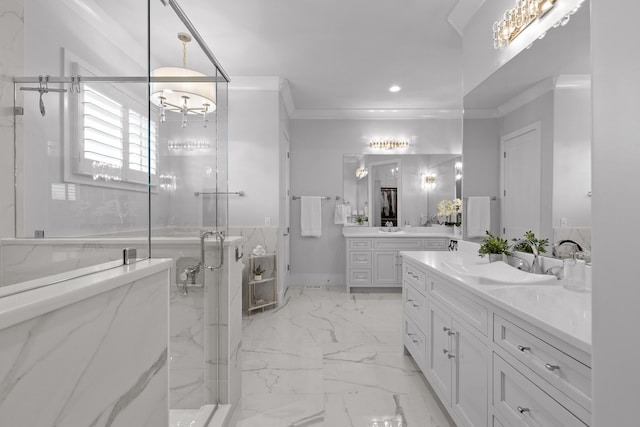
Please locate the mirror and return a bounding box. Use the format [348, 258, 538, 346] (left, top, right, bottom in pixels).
[343, 153, 462, 227]
[463, 2, 591, 261]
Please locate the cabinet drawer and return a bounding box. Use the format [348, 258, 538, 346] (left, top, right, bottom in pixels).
[349, 239, 372, 249]
[494, 315, 591, 410]
[404, 283, 428, 326]
[423, 238, 449, 250]
[373, 239, 422, 250]
[349, 269, 371, 285]
[403, 261, 427, 293]
[493, 354, 588, 427]
[404, 314, 426, 372]
[429, 274, 488, 336]
[349, 251, 372, 268]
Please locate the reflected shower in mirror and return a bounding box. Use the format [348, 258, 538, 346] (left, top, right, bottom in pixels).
[463, 0, 591, 261]
[343, 153, 461, 227]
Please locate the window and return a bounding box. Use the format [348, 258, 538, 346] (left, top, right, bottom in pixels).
[75, 84, 158, 188]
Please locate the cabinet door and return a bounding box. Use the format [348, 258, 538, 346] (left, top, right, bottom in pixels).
[373, 251, 400, 285]
[428, 301, 453, 405]
[452, 319, 488, 427]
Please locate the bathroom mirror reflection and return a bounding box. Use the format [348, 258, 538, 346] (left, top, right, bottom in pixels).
[463, 1, 591, 261]
[343, 153, 462, 227]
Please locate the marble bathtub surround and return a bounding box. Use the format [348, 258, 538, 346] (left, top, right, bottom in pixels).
[230, 286, 454, 427]
[0, 259, 171, 427]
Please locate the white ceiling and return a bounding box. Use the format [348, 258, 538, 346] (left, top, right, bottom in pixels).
[173, 0, 464, 116]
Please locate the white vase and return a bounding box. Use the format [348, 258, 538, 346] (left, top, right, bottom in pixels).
[453, 225, 462, 237]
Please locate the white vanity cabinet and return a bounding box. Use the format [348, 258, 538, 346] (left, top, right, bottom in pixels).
[401, 254, 592, 427]
[404, 258, 489, 427]
[345, 236, 448, 291]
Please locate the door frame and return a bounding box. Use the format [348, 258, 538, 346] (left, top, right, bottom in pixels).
[499, 121, 542, 238]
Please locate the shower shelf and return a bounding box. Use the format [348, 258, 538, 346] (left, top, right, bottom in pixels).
[248, 253, 277, 314]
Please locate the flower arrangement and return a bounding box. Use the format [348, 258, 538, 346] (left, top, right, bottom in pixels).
[437, 198, 462, 226]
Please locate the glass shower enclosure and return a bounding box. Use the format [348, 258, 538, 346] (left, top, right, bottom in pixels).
[8, 0, 229, 422]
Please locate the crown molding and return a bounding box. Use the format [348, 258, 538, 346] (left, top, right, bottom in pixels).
[496, 74, 591, 117]
[228, 76, 280, 91]
[290, 109, 463, 120]
[279, 78, 296, 117]
[447, 0, 486, 35]
[463, 108, 499, 119]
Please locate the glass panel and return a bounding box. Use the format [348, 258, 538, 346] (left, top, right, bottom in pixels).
[4, 0, 151, 290]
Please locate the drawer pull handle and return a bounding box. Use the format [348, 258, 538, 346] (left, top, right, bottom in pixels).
[443, 349, 449, 354]
[447, 330, 456, 336]
[412, 339, 419, 344]
[412, 303, 420, 308]
[517, 345, 531, 352]
[545, 363, 560, 371]
[447, 353, 456, 359]
[443, 327, 451, 332]
[413, 274, 420, 279]
[407, 271, 414, 275]
[407, 298, 414, 303]
[407, 332, 416, 337]
[517, 406, 530, 414]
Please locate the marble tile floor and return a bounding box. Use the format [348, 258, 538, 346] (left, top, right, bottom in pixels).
[228, 286, 455, 427]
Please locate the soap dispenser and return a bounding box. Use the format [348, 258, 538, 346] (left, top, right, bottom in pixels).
[562, 252, 588, 292]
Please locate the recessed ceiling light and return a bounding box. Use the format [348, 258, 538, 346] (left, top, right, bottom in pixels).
[389, 85, 401, 93]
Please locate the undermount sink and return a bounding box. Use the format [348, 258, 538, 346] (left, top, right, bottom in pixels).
[440, 261, 558, 285]
[378, 227, 405, 234]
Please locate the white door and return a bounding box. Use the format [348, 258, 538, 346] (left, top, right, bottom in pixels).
[501, 123, 542, 240]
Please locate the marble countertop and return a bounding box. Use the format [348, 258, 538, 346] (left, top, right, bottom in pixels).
[401, 250, 592, 353]
[1, 235, 245, 246]
[343, 226, 454, 238]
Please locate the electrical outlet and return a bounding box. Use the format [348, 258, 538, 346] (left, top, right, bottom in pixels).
[265, 217, 271, 226]
[560, 218, 568, 228]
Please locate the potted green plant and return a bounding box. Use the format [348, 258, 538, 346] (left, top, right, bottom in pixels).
[478, 231, 511, 262]
[511, 230, 548, 254]
[252, 264, 265, 281]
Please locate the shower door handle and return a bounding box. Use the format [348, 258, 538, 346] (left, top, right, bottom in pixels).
[201, 231, 225, 271]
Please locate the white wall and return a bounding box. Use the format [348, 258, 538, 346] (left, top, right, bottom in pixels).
[0, 0, 23, 239]
[462, 118, 501, 240]
[289, 119, 462, 286]
[553, 86, 591, 228]
[227, 89, 280, 227]
[591, 0, 640, 424]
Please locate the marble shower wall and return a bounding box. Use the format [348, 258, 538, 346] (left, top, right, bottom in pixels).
[0, 236, 244, 412]
[0, 0, 23, 239]
[0, 263, 170, 427]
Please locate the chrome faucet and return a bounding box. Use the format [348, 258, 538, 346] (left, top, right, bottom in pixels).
[510, 239, 542, 274]
[385, 221, 393, 231]
[552, 239, 583, 258]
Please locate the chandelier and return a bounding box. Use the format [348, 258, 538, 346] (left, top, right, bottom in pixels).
[150, 33, 216, 127]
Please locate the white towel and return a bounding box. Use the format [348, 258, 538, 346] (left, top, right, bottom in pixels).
[466, 196, 491, 238]
[301, 196, 322, 236]
[334, 203, 346, 225]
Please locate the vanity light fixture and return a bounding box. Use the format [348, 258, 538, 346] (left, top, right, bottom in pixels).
[369, 138, 409, 150]
[355, 167, 369, 179]
[492, 0, 557, 49]
[150, 33, 216, 128]
[455, 161, 463, 181]
[422, 173, 437, 191]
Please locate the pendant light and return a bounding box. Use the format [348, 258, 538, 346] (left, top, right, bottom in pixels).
[150, 32, 216, 128]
